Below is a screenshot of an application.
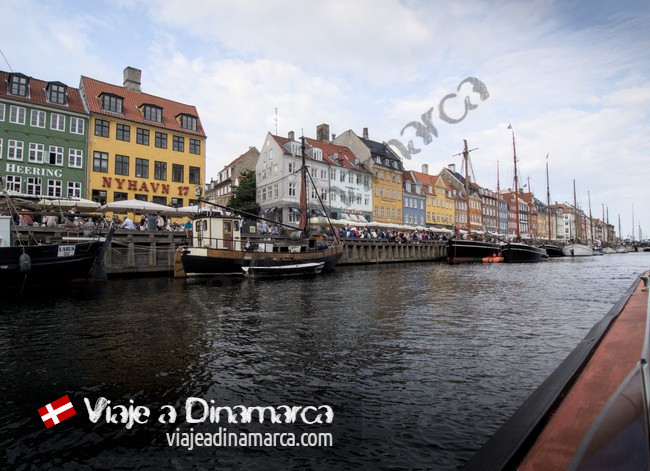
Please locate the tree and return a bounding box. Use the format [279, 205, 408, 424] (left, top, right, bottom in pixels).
[227, 169, 260, 214]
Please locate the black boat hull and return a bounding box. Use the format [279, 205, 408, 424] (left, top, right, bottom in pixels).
[447, 239, 502, 264]
[542, 244, 565, 257]
[502, 243, 549, 263]
[0, 241, 104, 291]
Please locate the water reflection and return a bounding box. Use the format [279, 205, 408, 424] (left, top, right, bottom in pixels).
[1, 254, 649, 469]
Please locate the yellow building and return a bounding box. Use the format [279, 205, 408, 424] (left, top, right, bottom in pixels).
[410, 168, 455, 228]
[80, 67, 206, 207]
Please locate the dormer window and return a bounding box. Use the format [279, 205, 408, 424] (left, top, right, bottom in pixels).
[47, 83, 67, 105]
[143, 104, 163, 123]
[179, 114, 197, 131]
[312, 148, 322, 161]
[8, 74, 29, 97]
[101, 93, 123, 113]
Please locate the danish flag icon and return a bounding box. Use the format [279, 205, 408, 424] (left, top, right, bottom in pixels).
[38, 395, 77, 429]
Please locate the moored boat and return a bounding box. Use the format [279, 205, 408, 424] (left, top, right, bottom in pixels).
[242, 261, 324, 279]
[446, 238, 502, 264]
[0, 215, 115, 293]
[502, 242, 549, 263]
[563, 242, 594, 257]
[541, 243, 564, 257]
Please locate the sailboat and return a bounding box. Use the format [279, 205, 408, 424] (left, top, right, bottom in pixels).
[500, 125, 548, 263]
[446, 140, 502, 264]
[175, 136, 344, 279]
[540, 155, 564, 257]
[562, 180, 593, 257]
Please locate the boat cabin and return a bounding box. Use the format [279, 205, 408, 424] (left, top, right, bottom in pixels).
[193, 213, 242, 251]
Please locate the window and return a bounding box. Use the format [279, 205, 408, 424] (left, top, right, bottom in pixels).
[47, 179, 62, 197]
[48, 83, 67, 105]
[101, 94, 123, 113]
[154, 161, 167, 180]
[179, 114, 197, 131]
[143, 105, 162, 123]
[28, 143, 44, 163]
[95, 119, 109, 137]
[340, 172, 346, 182]
[114, 191, 128, 201]
[30, 110, 46, 128]
[288, 162, 294, 173]
[69, 116, 84, 135]
[135, 158, 149, 178]
[9, 74, 28, 96]
[136, 128, 149, 145]
[9, 105, 26, 124]
[50, 113, 65, 131]
[189, 166, 200, 185]
[288, 183, 296, 197]
[172, 164, 184, 182]
[115, 155, 130, 176]
[0, 103, 4, 121]
[91, 189, 107, 205]
[8, 140, 24, 160]
[274, 184, 279, 198]
[171, 198, 183, 207]
[93, 151, 108, 172]
[26, 177, 42, 196]
[68, 149, 83, 168]
[116, 124, 130, 141]
[5, 175, 21, 192]
[189, 139, 200, 155]
[0, 138, 2, 158]
[173, 136, 184, 152]
[134, 194, 147, 201]
[155, 132, 167, 149]
[151, 196, 165, 206]
[48, 146, 64, 165]
[330, 169, 336, 180]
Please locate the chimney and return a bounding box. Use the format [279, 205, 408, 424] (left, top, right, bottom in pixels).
[422, 164, 429, 174]
[448, 163, 456, 172]
[362, 127, 369, 139]
[331, 133, 336, 141]
[316, 123, 330, 142]
[288, 131, 295, 141]
[123, 66, 142, 92]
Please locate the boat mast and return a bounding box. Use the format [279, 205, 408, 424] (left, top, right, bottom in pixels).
[618, 213, 622, 243]
[573, 179, 579, 242]
[632, 203, 635, 242]
[509, 125, 520, 240]
[496, 160, 500, 236]
[463, 140, 471, 233]
[588, 191, 593, 245]
[545, 155, 551, 241]
[299, 136, 308, 232]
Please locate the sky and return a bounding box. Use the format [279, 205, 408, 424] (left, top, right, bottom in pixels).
[1, 0, 649, 239]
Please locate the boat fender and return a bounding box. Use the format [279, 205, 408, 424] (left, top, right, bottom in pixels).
[315, 241, 327, 250]
[19, 252, 32, 273]
[291, 231, 305, 240]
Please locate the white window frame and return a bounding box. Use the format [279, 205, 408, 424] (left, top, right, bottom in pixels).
[0, 138, 2, 159]
[9, 105, 26, 124]
[68, 148, 83, 168]
[8, 140, 24, 161]
[48, 145, 64, 166]
[5, 175, 21, 192]
[288, 182, 296, 197]
[28, 142, 44, 163]
[30, 109, 46, 128]
[0, 103, 4, 121]
[67, 181, 82, 198]
[26, 177, 42, 196]
[50, 113, 65, 131]
[47, 179, 63, 197]
[70, 116, 85, 135]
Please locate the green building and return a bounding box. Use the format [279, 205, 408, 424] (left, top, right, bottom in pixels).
[0, 71, 88, 199]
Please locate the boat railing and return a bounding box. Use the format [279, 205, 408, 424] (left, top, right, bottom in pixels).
[570, 273, 650, 469]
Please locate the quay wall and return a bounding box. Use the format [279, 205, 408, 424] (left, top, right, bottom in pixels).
[15, 227, 448, 275]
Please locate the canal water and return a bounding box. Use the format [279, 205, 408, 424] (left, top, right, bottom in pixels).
[1, 253, 649, 470]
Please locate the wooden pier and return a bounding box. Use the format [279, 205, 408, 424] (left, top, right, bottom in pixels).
[16, 228, 448, 275]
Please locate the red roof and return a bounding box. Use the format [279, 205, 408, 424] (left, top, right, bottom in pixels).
[1, 71, 86, 115]
[305, 137, 371, 173]
[408, 170, 452, 195]
[80, 76, 206, 137]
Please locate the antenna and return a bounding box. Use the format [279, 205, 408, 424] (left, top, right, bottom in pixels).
[0, 49, 13, 72]
[274, 107, 278, 135]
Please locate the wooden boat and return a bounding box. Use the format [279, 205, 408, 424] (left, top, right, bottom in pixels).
[563, 242, 594, 257]
[465, 272, 650, 470]
[500, 125, 547, 263]
[175, 136, 343, 279]
[541, 243, 565, 257]
[0, 215, 115, 293]
[602, 247, 616, 254]
[242, 261, 324, 279]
